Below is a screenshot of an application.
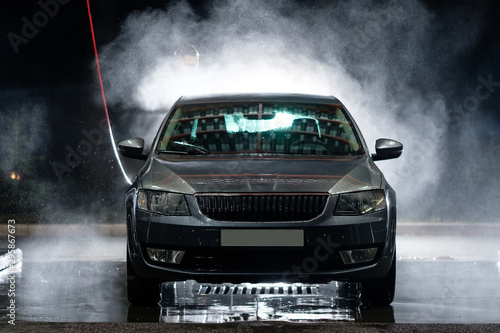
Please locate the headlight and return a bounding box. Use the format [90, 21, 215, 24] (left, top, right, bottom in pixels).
[137, 190, 190, 216]
[334, 190, 386, 216]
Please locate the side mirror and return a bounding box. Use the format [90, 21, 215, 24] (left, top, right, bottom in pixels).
[118, 138, 148, 160]
[371, 139, 403, 161]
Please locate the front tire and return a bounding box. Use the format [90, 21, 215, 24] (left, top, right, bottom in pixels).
[360, 253, 396, 307]
[127, 249, 162, 305]
[126, 203, 162, 305]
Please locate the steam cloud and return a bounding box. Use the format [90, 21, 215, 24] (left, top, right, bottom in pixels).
[98, 0, 489, 221]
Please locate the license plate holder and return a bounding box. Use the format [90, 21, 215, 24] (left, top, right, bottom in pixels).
[221, 229, 304, 247]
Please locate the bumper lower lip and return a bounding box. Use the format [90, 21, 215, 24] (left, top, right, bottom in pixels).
[132, 248, 392, 284]
[140, 244, 384, 274]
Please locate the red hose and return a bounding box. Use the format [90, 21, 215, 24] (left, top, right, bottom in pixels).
[86, 0, 131, 184]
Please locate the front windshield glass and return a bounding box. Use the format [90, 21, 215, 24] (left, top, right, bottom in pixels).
[156, 102, 364, 156]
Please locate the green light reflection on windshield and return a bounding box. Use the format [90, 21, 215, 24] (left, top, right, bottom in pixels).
[224, 112, 321, 137]
[190, 118, 199, 140]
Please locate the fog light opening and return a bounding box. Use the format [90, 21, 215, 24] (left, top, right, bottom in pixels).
[340, 248, 377, 265]
[147, 248, 185, 264]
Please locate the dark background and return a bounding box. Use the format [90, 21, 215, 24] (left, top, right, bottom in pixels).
[0, 0, 499, 223]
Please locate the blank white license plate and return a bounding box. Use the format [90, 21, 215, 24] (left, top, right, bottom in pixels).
[221, 229, 304, 247]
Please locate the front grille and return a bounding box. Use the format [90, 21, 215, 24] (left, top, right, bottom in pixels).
[195, 193, 329, 222]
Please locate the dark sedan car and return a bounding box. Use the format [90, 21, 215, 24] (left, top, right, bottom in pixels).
[119, 93, 402, 306]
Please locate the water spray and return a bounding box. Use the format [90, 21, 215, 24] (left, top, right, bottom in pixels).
[86, 0, 132, 185]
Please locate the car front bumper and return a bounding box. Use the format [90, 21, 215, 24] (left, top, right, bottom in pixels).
[128, 196, 396, 284]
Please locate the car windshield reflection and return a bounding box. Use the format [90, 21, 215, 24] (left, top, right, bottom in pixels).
[156, 103, 364, 156]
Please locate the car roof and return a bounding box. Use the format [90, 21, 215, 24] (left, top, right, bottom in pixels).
[175, 92, 342, 106]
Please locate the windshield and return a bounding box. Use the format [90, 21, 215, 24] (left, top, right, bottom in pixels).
[156, 102, 364, 156]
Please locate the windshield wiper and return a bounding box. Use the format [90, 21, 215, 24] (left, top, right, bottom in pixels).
[168, 141, 210, 155]
[158, 150, 189, 155]
[158, 150, 209, 155]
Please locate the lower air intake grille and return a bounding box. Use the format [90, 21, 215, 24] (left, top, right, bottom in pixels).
[195, 193, 329, 222]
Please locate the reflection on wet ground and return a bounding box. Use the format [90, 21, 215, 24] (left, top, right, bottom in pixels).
[1, 234, 500, 324]
[0, 260, 128, 322]
[158, 281, 394, 323]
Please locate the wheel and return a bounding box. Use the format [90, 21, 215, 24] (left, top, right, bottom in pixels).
[126, 204, 162, 305]
[127, 248, 162, 305]
[360, 253, 396, 307]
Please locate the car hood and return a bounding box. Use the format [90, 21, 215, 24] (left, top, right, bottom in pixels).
[139, 155, 383, 195]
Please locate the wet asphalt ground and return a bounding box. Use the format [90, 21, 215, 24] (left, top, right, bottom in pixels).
[1, 222, 500, 332]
